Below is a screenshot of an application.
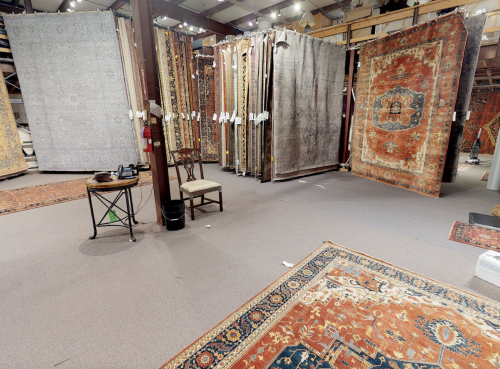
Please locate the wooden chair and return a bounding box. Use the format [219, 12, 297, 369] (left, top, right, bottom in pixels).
[171, 148, 223, 220]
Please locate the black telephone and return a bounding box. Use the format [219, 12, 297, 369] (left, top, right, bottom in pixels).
[117, 164, 138, 179]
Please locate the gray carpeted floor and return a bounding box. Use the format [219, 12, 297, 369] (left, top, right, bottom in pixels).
[0, 154, 499, 368]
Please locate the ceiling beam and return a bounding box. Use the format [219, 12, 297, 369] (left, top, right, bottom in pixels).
[0, 1, 24, 13]
[201, 2, 233, 17]
[151, 0, 242, 36]
[227, 0, 294, 26]
[109, 0, 129, 11]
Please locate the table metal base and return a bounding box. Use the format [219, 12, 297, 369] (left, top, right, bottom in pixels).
[87, 187, 138, 242]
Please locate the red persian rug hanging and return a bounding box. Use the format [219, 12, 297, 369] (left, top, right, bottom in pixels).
[461, 87, 500, 155]
[449, 221, 500, 251]
[351, 13, 467, 197]
[161, 241, 500, 369]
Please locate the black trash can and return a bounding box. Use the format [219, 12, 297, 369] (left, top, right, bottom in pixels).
[162, 200, 186, 231]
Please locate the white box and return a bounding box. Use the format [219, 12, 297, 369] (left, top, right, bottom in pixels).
[475, 250, 500, 288]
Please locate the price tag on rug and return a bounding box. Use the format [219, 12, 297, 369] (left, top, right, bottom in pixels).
[181, 112, 185, 119]
[109, 210, 118, 223]
[213, 113, 217, 121]
[198, 113, 201, 121]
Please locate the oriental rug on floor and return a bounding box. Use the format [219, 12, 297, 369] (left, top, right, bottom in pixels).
[0, 172, 176, 216]
[461, 86, 500, 155]
[449, 221, 500, 251]
[351, 13, 467, 197]
[161, 241, 500, 369]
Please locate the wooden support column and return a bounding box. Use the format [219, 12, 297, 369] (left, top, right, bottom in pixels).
[343, 47, 355, 164]
[24, 0, 33, 13]
[412, 7, 419, 25]
[131, 0, 171, 225]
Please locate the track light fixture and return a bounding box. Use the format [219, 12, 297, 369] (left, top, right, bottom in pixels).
[70, 1, 76, 7]
[277, 10, 281, 17]
[179, 24, 183, 28]
[295, 2, 301, 11]
[162, 16, 167, 20]
[183, 21, 187, 26]
[248, 21, 252, 26]
[271, 12, 276, 18]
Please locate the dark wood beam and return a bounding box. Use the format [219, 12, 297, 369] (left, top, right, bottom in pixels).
[201, 2, 232, 17]
[151, 0, 242, 36]
[14, 0, 20, 7]
[57, 0, 71, 12]
[228, 0, 293, 26]
[24, 0, 32, 13]
[109, 0, 129, 11]
[131, 0, 171, 225]
[0, 1, 23, 13]
[412, 6, 419, 25]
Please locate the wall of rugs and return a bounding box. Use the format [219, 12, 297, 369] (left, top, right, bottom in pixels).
[156, 12, 491, 196]
[211, 30, 346, 182]
[3, 12, 145, 172]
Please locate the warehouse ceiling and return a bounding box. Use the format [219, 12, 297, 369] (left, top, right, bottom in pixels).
[0, 0, 352, 34]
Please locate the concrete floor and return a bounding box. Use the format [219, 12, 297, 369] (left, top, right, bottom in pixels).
[0, 155, 499, 368]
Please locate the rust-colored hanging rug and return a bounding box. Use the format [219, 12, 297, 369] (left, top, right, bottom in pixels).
[351, 13, 467, 197]
[461, 86, 500, 155]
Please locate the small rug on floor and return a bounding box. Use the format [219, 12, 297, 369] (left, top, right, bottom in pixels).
[449, 221, 500, 251]
[457, 164, 473, 172]
[161, 241, 500, 369]
[482, 171, 490, 181]
[0, 172, 176, 216]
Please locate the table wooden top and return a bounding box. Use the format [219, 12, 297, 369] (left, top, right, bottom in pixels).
[86, 175, 139, 190]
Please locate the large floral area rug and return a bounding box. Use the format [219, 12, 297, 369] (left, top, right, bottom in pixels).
[449, 221, 500, 251]
[0, 172, 176, 216]
[161, 241, 500, 369]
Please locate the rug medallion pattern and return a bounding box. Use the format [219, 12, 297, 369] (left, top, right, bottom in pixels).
[161, 241, 500, 369]
[351, 13, 467, 197]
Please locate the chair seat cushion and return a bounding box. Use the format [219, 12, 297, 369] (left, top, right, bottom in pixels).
[180, 179, 221, 197]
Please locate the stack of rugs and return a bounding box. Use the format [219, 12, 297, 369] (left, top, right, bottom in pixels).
[212, 30, 346, 182]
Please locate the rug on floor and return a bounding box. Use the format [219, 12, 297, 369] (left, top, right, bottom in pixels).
[351, 13, 467, 197]
[0, 172, 176, 216]
[161, 241, 500, 369]
[449, 221, 500, 251]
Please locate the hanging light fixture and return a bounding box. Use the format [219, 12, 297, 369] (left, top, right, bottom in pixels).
[277, 9, 281, 17]
[299, 11, 316, 33]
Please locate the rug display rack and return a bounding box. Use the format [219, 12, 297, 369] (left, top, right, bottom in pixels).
[211, 28, 345, 182]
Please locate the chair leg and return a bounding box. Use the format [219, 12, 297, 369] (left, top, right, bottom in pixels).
[219, 191, 223, 212]
[201, 194, 205, 204]
[190, 198, 195, 220]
